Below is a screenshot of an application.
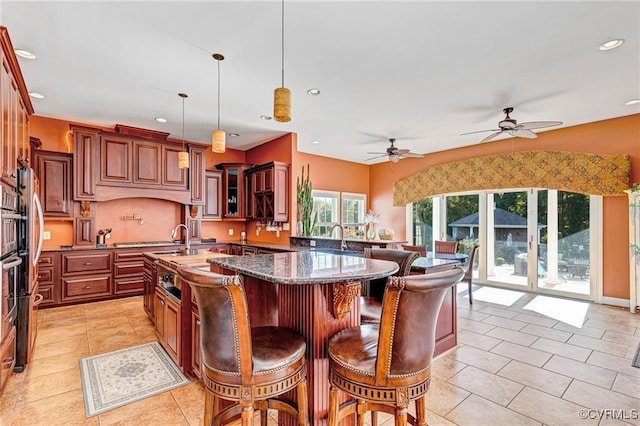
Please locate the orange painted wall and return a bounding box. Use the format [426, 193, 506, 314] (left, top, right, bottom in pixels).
[370, 114, 640, 299]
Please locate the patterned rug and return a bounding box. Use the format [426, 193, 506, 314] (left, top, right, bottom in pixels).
[79, 341, 190, 417]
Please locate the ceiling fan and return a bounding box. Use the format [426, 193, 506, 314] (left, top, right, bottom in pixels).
[365, 138, 424, 163]
[461, 107, 562, 143]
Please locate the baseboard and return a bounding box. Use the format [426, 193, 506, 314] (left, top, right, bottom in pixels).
[599, 296, 630, 309]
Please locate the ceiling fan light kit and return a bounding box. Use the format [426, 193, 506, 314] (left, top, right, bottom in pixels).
[461, 106, 562, 143]
[273, 0, 291, 122]
[211, 53, 226, 153]
[365, 138, 425, 163]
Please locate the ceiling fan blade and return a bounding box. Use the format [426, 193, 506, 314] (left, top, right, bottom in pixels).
[460, 128, 500, 136]
[509, 128, 538, 139]
[403, 152, 424, 158]
[394, 149, 410, 155]
[366, 151, 387, 155]
[519, 120, 563, 130]
[480, 130, 503, 143]
[365, 154, 388, 161]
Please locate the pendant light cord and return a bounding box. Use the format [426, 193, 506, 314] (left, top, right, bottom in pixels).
[217, 59, 221, 131]
[281, 0, 285, 88]
[182, 96, 185, 149]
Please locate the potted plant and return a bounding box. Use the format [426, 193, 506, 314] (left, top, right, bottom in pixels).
[296, 164, 316, 236]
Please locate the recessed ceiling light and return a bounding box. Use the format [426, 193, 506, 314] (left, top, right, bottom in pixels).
[28, 92, 44, 99]
[311, 140, 320, 144]
[154, 117, 167, 123]
[229, 133, 240, 137]
[15, 49, 37, 59]
[260, 115, 272, 120]
[598, 39, 624, 51]
[307, 88, 321, 96]
[623, 99, 640, 106]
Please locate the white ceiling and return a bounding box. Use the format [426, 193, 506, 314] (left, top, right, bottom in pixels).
[2, 1, 639, 164]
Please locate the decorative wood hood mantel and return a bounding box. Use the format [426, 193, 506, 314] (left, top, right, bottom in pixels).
[71, 124, 205, 204]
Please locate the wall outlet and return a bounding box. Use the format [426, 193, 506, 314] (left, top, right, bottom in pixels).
[228, 228, 234, 236]
[43, 231, 51, 240]
[310, 240, 316, 247]
[282, 223, 290, 231]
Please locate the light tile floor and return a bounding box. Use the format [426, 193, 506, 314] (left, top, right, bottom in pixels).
[1, 285, 639, 426]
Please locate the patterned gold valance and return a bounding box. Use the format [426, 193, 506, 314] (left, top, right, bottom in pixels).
[393, 151, 630, 206]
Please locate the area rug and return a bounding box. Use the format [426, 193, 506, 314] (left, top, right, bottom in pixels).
[79, 341, 190, 417]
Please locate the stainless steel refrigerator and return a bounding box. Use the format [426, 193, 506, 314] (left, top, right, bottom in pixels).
[14, 167, 44, 372]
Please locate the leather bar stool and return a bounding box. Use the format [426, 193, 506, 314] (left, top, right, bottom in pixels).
[360, 248, 420, 324]
[177, 266, 309, 426]
[328, 267, 464, 426]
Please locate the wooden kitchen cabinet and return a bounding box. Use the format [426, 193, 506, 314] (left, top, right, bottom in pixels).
[33, 150, 72, 217]
[36, 252, 58, 307]
[1, 27, 34, 188]
[189, 147, 206, 205]
[143, 255, 157, 320]
[215, 163, 252, 220]
[72, 126, 99, 201]
[154, 288, 181, 366]
[191, 310, 201, 379]
[203, 170, 223, 219]
[60, 251, 112, 303]
[100, 136, 132, 184]
[246, 161, 289, 222]
[113, 250, 145, 295]
[133, 140, 161, 186]
[161, 144, 188, 188]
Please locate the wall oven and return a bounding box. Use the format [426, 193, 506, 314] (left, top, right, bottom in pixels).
[0, 182, 20, 347]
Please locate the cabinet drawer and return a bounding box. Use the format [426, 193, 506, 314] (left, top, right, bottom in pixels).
[37, 253, 55, 267]
[62, 252, 112, 275]
[113, 261, 144, 278]
[37, 268, 53, 285]
[114, 277, 144, 295]
[61, 275, 111, 301]
[37, 285, 56, 306]
[114, 251, 144, 262]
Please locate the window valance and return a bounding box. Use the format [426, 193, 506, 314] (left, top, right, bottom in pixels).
[393, 151, 630, 206]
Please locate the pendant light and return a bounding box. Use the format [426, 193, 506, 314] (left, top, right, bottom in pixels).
[273, 0, 291, 122]
[211, 53, 226, 153]
[177, 93, 189, 168]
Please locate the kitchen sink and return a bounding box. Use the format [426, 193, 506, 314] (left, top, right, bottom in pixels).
[152, 248, 207, 256]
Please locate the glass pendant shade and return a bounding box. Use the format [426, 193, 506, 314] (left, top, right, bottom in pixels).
[274, 87, 291, 122]
[212, 129, 226, 153]
[178, 151, 189, 168]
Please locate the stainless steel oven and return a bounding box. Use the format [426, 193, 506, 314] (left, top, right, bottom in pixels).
[0, 185, 18, 256]
[0, 255, 21, 343]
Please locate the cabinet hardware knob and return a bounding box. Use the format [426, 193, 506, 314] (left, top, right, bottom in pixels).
[83, 262, 93, 265]
[196, 320, 200, 325]
[83, 285, 92, 289]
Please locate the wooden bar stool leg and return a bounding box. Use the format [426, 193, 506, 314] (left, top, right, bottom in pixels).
[297, 378, 309, 426]
[356, 399, 366, 426]
[415, 395, 427, 426]
[371, 411, 378, 426]
[328, 384, 340, 426]
[395, 406, 408, 426]
[204, 388, 215, 426]
[241, 403, 254, 426]
[257, 400, 268, 426]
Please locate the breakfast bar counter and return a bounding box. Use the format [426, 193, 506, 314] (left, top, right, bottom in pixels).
[207, 251, 399, 425]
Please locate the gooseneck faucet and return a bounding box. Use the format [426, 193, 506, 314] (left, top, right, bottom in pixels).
[330, 223, 347, 251]
[171, 224, 190, 251]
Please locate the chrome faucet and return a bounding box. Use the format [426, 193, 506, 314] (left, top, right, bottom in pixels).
[330, 223, 347, 251]
[171, 224, 190, 251]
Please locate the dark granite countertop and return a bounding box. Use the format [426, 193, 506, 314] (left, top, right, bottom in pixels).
[207, 251, 399, 285]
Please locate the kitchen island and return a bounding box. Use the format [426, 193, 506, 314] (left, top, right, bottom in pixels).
[206, 251, 399, 426]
